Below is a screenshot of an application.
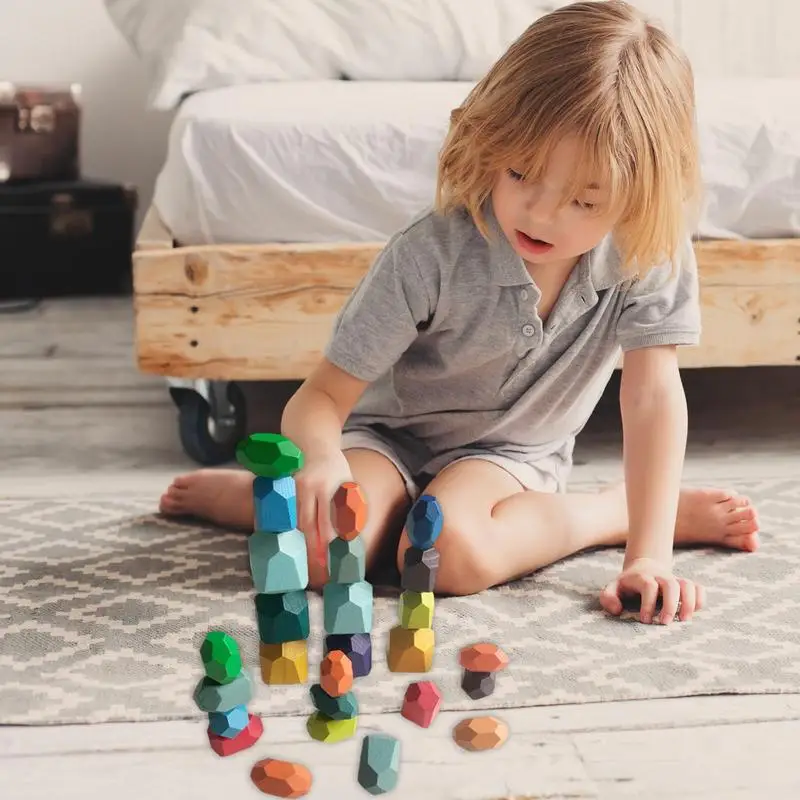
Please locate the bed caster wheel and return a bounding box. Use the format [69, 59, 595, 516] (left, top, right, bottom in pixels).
[171, 382, 247, 466]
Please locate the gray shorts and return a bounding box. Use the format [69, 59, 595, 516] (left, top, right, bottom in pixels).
[340, 424, 569, 502]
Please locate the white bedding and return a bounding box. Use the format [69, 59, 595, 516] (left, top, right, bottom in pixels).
[153, 79, 800, 245]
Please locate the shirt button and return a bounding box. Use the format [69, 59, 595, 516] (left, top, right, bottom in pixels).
[520, 289, 528, 300]
[522, 324, 535, 337]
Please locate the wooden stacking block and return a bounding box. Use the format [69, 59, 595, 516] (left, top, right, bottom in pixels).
[331, 481, 368, 540]
[401, 680, 442, 728]
[358, 734, 401, 795]
[207, 713, 263, 756]
[452, 716, 509, 751]
[309, 684, 359, 720]
[323, 581, 373, 634]
[328, 536, 366, 583]
[386, 626, 434, 673]
[459, 642, 509, 673]
[255, 590, 310, 644]
[254, 475, 297, 532]
[406, 494, 443, 549]
[306, 711, 358, 743]
[208, 703, 249, 739]
[236, 433, 304, 478]
[250, 529, 309, 594]
[200, 631, 242, 685]
[399, 590, 434, 629]
[461, 670, 496, 700]
[251, 758, 313, 798]
[401, 546, 440, 593]
[320, 650, 354, 697]
[324, 633, 372, 677]
[259, 640, 308, 684]
[193, 671, 253, 713]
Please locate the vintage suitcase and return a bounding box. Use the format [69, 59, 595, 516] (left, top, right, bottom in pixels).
[0, 179, 138, 299]
[0, 82, 81, 183]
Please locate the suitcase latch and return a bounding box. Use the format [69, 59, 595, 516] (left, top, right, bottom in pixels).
[17, 104, 56, 134]
[50, 193, 93, 237]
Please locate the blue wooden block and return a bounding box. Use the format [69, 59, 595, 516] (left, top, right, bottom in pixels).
[249, 529, 308, 594]
[208, 703, 249, 738]
[323, 581, 373, 634]
[406, 494, 443, 549]
[328, 536, 366, 583]
[253, 476, 297, 532]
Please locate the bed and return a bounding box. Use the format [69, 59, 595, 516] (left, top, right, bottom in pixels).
[112, 0, 800, 463]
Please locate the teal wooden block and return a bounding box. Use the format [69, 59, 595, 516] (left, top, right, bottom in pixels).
[323, 580, 373, 634]
[358, 734, 401, 795]
[255, 590, 310, 644]
[249, 529, 308, 594]
[193, 671, 253, 713]
[208, 704, 249, 738]
[328, 536, 366, 583]
[309, 683, 359, 719]
[254, 476, 297, 532]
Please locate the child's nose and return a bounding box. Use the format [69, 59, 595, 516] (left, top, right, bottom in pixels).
[524, 191, 559, 225]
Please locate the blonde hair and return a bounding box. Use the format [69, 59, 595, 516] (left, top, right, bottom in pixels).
[435, 0, 702, 275]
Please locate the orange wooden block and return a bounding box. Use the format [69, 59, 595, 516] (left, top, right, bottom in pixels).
[320, 649, 353, 697]
[458, 642, 509, 673]
[251, 758, 313, 798]
[452, 716, 509, 751]
[331, 481, 368, 540]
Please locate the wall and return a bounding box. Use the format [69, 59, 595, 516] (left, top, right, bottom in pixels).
[0, 0, 171, 225]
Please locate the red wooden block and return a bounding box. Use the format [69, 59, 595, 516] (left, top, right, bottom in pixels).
[401, 680, 442, 728]
[207, 713, 263, 756]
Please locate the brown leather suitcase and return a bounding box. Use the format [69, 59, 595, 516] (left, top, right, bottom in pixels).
[0, 82, 81, 183]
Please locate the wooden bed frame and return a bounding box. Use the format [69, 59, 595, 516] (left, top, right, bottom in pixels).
[133, 204, 800, 381]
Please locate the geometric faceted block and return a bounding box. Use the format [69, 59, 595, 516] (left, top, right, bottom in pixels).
[306, 711, 358, 743]
[255, 591, 310, 644]
[259, 640, 308, 685]
[328, 536, 366, 584]
[236, 433, 304, 479]
[323, 581, 373, 634]
[452, 716, 509, 752]
[251, 758, 313, 798]
[249, 529, 309, 594]
[320, 650, 353, 697]
[386, 625, 434, 673]
[323, 633, 373, 678]
[200, 631, 243, 685]
[405, 494, 443, 549]
[309, 684, 359, 720]
[461, 670, 496, 700]
[207, 713, 263, 757]
[208, 703, 250, 738]
[193, 671, 254, 713]
[399, 590, 434, 629]
[254, 476, 297, 533]
[401, 546, 440, 593]
[401, 680, 442, 728]
[357, 734, 401, 795]
[459, 643, 509, 673]
[330, 481, 368, 541]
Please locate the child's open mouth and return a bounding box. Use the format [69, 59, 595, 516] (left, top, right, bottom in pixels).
[515, 230, 554, 255]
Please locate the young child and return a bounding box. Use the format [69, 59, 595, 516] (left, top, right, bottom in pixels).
[160, 0, 759, 625]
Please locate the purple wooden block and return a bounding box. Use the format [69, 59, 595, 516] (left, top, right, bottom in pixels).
[324, 632, 372, 677]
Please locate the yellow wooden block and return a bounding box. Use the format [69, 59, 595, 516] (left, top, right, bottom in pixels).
[259, 640, 308, 684]
[399, 590, 434, 629]
[386, 625, 434, 673]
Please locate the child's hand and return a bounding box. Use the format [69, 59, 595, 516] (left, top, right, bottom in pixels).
[599, 557, 705, 625]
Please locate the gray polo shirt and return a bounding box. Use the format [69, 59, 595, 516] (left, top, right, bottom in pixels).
[324, 203, 701, 474]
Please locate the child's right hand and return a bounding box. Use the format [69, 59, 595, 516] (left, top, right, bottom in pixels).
[294, 449, 353, 567]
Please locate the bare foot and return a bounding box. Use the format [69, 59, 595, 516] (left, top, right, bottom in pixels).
[674, 487, 760, 551]
[159, 469, 254, 530]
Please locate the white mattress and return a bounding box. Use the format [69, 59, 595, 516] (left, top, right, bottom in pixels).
[153, 79, 800, 245]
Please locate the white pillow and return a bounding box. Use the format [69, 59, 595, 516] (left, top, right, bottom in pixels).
[105, 0, 554, 109]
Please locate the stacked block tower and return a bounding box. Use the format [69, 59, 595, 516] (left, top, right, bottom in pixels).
[387, 494, 443, 673]
[194, 631, 263, 757]
[236, 433, 310, 686]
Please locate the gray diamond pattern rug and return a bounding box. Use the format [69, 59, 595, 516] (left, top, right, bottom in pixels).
[1, 479, 798, 725]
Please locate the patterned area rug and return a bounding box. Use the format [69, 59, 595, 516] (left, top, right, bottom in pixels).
[1, 479, 798, 725]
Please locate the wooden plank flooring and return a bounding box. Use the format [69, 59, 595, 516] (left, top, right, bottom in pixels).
[1, 297, 799, 800]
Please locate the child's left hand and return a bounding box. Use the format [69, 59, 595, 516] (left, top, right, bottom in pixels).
[599, 557, 705, 624]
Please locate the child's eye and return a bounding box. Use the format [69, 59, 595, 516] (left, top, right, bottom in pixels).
[507, 169, 524, 182]
[573, 199, 596, 210]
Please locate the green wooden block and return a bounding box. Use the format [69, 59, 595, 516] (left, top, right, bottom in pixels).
[193, 671, 253, 713]
[200, 631, 242, 684]
[358, 734, 401, 795]
[249, 529, 308, 593]
[309, 683, 359, 720]
[236, 433, 304, 478]
[323, 581, 373, 634]
[255, 590, 310, 644]
[306, 711, 358, 743]
[399, 590, 434, 629]
[328, 536, 366, 583]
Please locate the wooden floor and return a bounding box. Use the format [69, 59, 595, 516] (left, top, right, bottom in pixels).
[2, 297, 800, 800]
